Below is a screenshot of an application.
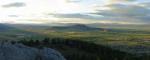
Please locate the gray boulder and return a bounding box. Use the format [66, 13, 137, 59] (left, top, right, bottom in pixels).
[0, 42, 65, 60]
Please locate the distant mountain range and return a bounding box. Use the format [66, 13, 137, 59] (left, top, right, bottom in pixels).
[5, 23, 150, 33]
[48, 24, 103, 32]
[0, 24, 15, 31]
[45, 24, 150, 33]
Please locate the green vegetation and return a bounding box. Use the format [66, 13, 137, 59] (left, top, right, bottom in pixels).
[16, 28, 150, 60]
[24, 29, 150, 58]
[31, 30, 150, 46]
[18, 37, 149, 60]
[0, 24, 150, 60]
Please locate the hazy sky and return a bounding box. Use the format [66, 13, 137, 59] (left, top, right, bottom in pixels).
[0, 0, 150, 24]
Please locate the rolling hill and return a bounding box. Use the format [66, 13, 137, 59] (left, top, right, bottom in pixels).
[48, 24, 103, 32]
[0, 24, 15, 31]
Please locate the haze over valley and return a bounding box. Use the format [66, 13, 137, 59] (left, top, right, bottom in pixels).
[0, 0, 150, 60]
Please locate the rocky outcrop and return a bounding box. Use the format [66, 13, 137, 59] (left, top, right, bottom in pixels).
[0, 42, 65, 60]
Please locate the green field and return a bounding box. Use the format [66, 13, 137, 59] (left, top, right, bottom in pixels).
[0, 24, 150, 60]
[20, 28, 149, 56]
[18, 29, 150, 60]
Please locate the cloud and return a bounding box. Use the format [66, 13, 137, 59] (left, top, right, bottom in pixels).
[66, 0, 81, 3]
[108, 0, 137, 4]
[114, 0, 136, 1]
[139, 2, 150, 7]
[93, 4, 150, 24]
[8, 15, 19, 17]
[109, 0, 137, 2]
[50, 13, 144, 24]
[0, 0, 149, 25]
[96, 4, 150, 16]
[50, 3, 150, 24]
[51, 13, 93, 19]
[2, 2, 26, 8]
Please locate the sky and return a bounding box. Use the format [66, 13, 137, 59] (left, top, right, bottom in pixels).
[0, 0, 150, 25]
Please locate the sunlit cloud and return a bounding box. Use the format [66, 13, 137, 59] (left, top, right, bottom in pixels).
[2, 2, 26, 8]
[0, 0, 150, 25]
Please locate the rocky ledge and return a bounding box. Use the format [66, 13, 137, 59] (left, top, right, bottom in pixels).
[0, 42, 65, 60]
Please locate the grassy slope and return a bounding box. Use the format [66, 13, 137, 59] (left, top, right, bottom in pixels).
[1, 24, 150, 57]
[26, 29, 150, 55]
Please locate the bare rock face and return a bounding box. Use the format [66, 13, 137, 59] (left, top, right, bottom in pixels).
[0, 42, 65, 60]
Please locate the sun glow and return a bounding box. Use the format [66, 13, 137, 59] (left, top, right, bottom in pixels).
[25, 0, 85, 14]
[0, 0, 149, 24]
[0, 0, 86, 23]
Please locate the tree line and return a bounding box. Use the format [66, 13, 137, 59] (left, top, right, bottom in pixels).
[17, 37, 149, 60]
